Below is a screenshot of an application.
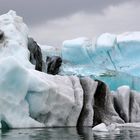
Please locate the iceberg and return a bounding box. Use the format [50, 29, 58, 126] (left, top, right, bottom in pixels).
[0, 10, 33, 69]
[1, 10, 140, 129]
[61, 32, 140, 91]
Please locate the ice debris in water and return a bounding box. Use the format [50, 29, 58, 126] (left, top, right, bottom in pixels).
[92, 123, 120, 132]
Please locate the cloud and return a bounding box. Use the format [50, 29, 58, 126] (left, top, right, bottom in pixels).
[29, 1, 140, 47]
[0, 0, 138, 25]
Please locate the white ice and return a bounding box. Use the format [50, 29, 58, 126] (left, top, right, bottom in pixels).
[0, 11, 83, 128]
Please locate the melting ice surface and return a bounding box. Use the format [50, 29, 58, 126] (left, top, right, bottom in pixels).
[60, 33, 140, 91]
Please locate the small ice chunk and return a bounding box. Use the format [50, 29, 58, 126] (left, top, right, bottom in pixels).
[92, 123, 109, 132]
[92, 123, 120, 132]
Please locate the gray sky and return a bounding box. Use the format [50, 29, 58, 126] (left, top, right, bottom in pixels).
[0, 0, 140, 47]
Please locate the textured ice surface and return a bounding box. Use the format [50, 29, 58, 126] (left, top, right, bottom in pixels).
[0, 11, 44, 128]
[61, 33, 140, 91]
[26, 72, 83, 127]
[113, 86, 130, 122]
[1, 10, 140, 129]
[0, 56, 83, 128]
[62, 37, 93, 64]
[0, 10, 34, 69]
[0, 57, 44, 128]
[0, 10, 84, 128]
[77, 77, 98, 126]
[130, 90, 140, 122]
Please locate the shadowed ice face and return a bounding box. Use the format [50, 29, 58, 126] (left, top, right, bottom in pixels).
[0, 30, 4, 44]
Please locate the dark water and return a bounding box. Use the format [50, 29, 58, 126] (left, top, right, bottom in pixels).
[1, 127, 140, 140]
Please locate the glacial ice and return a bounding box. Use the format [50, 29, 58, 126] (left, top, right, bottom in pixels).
[92, 123, 109, 132]
[0, 57, 44, 128]
[0, 10, 34, 69]
[1, 10, 140, 129]
[62, 37, 93, 65]
[61, 32, 140, 91]
[26, 72, 83, 127]
[113, 86, 130, 122]
[0, 10, 85, 128]
[0, 55, 83, 128]
[77, 77, 98, 126]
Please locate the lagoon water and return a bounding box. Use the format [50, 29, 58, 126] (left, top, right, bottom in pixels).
[1, 127, 140, 140]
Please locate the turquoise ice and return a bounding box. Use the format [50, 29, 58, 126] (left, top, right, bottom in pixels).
[60, 33, 140, 91]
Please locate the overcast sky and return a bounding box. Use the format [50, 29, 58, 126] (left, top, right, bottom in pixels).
[0, 0, 140, 47]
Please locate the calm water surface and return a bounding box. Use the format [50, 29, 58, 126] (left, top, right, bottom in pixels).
[1, 127, 140, 140]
